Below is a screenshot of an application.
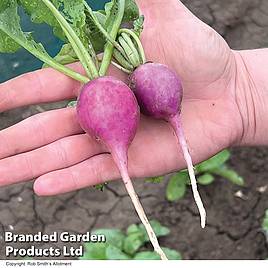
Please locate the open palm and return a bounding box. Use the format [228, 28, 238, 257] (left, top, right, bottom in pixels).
[0, 0, 242, 195]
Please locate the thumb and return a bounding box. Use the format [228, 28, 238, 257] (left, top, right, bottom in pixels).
[133, 0, 230, 87]
[135, 0, 194, 26]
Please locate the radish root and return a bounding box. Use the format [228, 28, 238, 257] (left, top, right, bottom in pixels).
[115, 154, 168, 260]
[169, 114, 206, 228]
[122, 172, 168, 260]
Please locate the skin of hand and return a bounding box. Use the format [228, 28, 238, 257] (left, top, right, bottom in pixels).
[0, 0, 261, 195]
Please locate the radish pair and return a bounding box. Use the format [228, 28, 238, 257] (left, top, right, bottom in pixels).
[77, 62, 206, 260]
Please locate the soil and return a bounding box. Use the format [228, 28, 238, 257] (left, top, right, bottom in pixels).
[0, 0, 268, 260]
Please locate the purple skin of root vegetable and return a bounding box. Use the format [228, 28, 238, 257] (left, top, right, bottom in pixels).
[76, 76, 168, 260]
[130, 63, 206, 228]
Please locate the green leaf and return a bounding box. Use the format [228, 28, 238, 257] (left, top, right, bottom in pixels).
[61, 0, 91, 48]
[60, 0, 86, 36]
[134, 247, 182, 260]
[0, 0, 9, 12]
[82, 0, 140, 56]
[103, 0, 123, 43]
[104, 0, 114, 28]
[196, 150, 231, 173]
[123, 232, 145, 255]
[41, 0, 98, 79]
[104, 0, 139, 29]
[162, 248, 182, 260]
[19, 0, 63, 38]
[133, 15, 144, 36]
[67, 101, 77, 108]
[123, 0, 139, 23]
[133, 251, 159, 260]
[197, 173, 215, 185]
[80, 242, 107, 260]
[0, 1, 50, 60]
[145, 176, 164, 184]
[19, 0, 59, 24]
[166, 172, 189, 201]
[84, 10, 106, 53]
[105, 244, 131, 260]
[126, 224, 141, 235]
[43, 43, 78, 68]
[19, 0, 87, 41]
[139, 220, 170, 242]
[0, 0, 88, 83]
[126, 221, 170, 245]
[93, 183, 107, 191]
[212, 165, 245, 186]
[262, 209, 268, 233]
[82, 229, 126, 260]
[94, 11, 106, 26]
[0, 30, 21, 53]
[92, 229, 126, 249]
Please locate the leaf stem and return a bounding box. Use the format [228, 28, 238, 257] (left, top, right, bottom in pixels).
[83, 1, 126, 57]
[98, 53, 133, 73]
[119, 28, 146, 64]
[88, 39, 99, 69]
[111, 60, 132, 74]
[41, 0, 98, 79]
[113, 49, 134, 71]
[121, 33, 141, 66]
[39, 58, 89, 84]
[99, 0, 126, 76]
[118, 36, 140, 67]
[0, 29, 89, 83]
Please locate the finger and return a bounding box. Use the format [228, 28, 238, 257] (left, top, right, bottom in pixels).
[0, 64, 83, 113]
[0, 62, 127, 113]
[135, 0, 191, 26]
[0, 107, 82, 159]
[34, 154, 119, 196]
[34, 147, 174, 196]
[34, 117, 180, 196]
[135, 0, 197, 70]
[0, 134, 107, 187]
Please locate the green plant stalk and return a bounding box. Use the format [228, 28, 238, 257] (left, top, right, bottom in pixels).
[99, 0, 126, 76]
[0, 31, 89, 83]
[119, 28, 146, 64]
[41, 0, 98, 79]
[111, 60, 132, 74]
[113, 49, 134, 71]
[121, 33, 141, 65]
[118, 36, 140, 67]
[88, 39, 99, 69]
[40, 59, 89, 83]
[84, 0, 134, 72]
[97, 52, 132, 74]
[57, 19, 93, 77]
[83, 0, 126, 57]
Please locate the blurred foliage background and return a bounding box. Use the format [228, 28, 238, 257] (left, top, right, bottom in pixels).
[0, 0, 109, 83]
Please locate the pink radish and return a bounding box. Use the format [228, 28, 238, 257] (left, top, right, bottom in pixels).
[130, 63, 206, 228]
[77, 76, 168, 260]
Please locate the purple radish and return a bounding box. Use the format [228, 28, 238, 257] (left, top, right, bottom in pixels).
[130, 63, 206, 228]
[77, 76, 168, 260]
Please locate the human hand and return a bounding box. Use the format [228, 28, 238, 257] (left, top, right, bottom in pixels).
[0, 0, 244, 195]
